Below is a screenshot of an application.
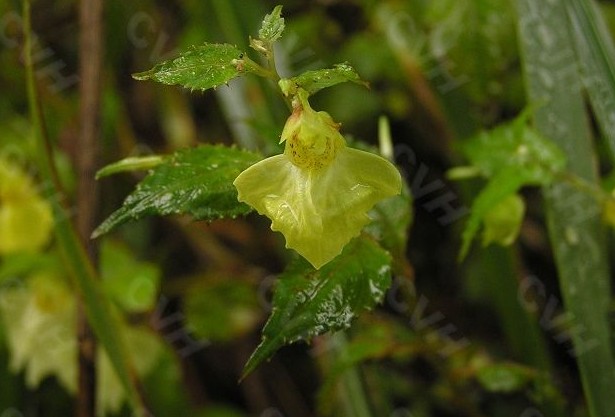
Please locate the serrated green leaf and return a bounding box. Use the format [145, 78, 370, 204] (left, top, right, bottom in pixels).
[132, 43, 244, 91]
[93, 145, 262, 238]
[258, 5, 285, 43]
[242, 236, 392, 378]
[463, 111, 566, 182]
[96, 156, 165, 179]
[279, 63, 369, 97]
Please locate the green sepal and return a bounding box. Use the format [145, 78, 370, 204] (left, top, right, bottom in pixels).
[460, 167, 528, 260]
[482, 193, 525, 247]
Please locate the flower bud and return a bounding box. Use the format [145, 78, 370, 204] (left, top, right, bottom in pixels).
[280, 90, 344, 171]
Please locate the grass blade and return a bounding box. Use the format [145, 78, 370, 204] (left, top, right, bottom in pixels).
[566, 0, 615, 158]
[23, 1, 147, 414]
[515, 1, 615, 416]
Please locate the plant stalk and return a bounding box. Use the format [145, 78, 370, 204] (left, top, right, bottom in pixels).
[22, 1, 147, 415]
[76, 0, 104, 415]
[328, 332, 374, 417]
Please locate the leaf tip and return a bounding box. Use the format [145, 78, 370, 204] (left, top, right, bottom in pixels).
[458, 237, 471, 262]
[240, 356, 261, 382]
[91, 227, 104, 240]
[131, 70, 151, 81]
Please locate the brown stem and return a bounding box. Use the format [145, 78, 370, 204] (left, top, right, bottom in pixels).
[396, 51, 455, 157]
[76, 0, 103, 416]
[409, 64, 451, 138]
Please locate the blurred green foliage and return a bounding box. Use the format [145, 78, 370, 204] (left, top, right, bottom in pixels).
[2, 1, 615, 417]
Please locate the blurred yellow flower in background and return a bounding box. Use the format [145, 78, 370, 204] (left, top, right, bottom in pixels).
[0, 160, 53, 254]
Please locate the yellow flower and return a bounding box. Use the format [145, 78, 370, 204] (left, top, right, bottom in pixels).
[233, 90, 401, 268]
[0, 160, 53, 254]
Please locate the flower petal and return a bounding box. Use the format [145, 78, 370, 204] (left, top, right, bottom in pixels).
[0, 162, 53, 254]
[234, 149, 401, 268]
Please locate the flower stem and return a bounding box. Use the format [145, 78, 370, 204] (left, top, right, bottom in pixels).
[328, 332, 374, 417]
[242, 55, 276, 79]
[76, 0, 105, 413]
[23, 0, 62, 195]
[22, 1, 147, 415]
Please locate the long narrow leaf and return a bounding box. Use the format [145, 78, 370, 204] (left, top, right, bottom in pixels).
[516, 1, 615, 417]
[22, 1, 147, 414]
[53, 209, 146, 414]
[566, 0, 615, 159]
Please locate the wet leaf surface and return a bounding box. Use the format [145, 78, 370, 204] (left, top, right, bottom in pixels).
[94, 145, 261, 237]
[133, 43, 244, 91]
[242, 236, 392, 377]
